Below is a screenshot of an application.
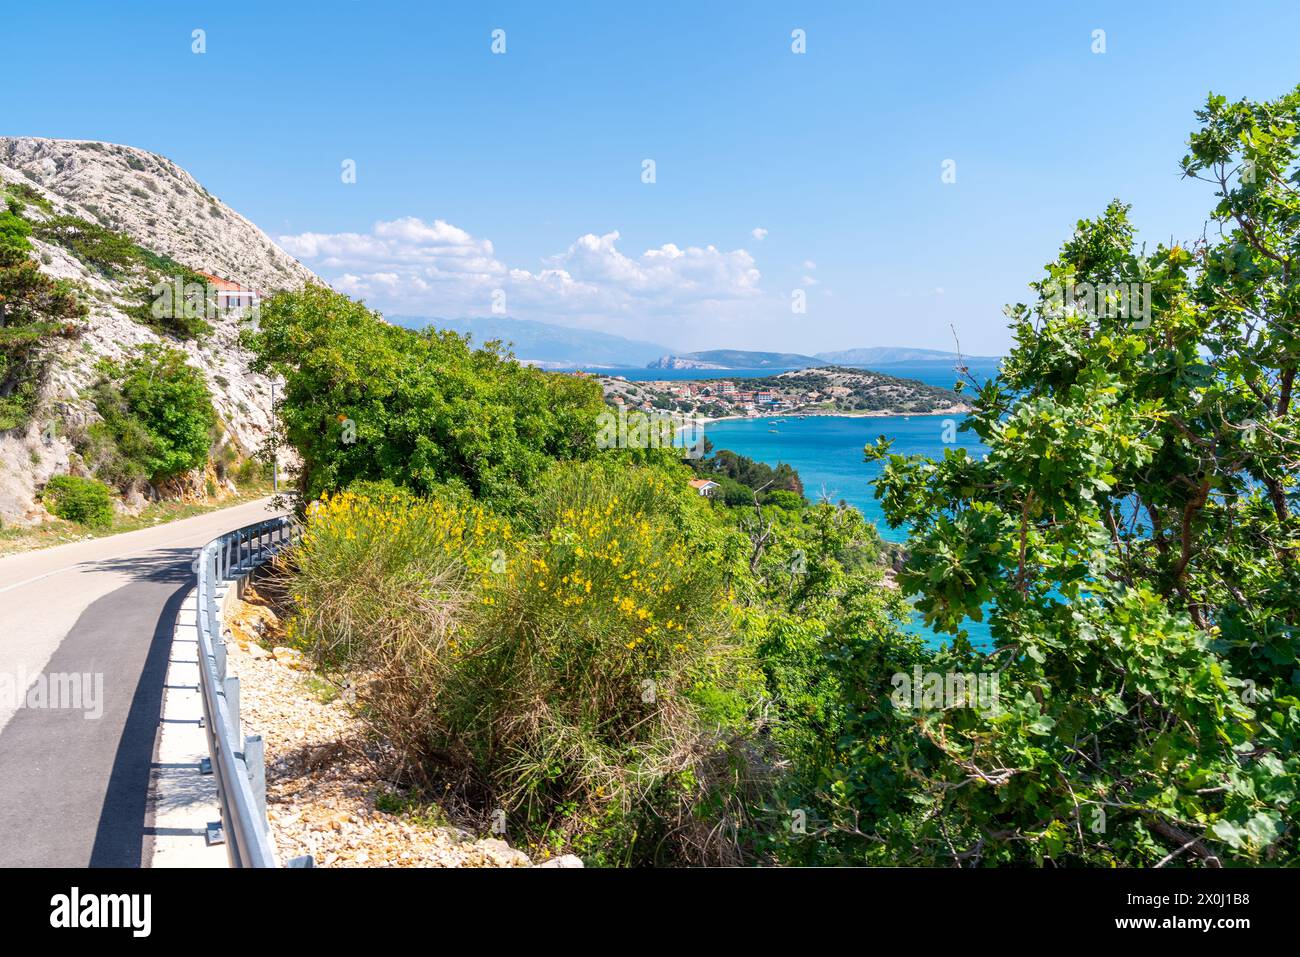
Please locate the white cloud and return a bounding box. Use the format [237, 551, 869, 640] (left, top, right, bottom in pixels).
[751, 227, 768, 240]
[279, 218, 769, 341]
[278, 217, 503, 278]
[803, 260, 817, 270]
[552, 231, 761, 301]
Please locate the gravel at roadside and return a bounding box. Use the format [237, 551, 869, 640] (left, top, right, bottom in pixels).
[224, 586, 581, 868]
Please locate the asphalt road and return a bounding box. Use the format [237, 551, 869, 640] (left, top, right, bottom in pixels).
[0, 498, 281, 867]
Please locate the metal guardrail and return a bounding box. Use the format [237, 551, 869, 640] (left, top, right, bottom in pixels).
[194, 515, 300, 868]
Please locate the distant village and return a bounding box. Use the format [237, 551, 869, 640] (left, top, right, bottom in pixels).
[585, 366, 970, 421]
[600, 376, 829, 417]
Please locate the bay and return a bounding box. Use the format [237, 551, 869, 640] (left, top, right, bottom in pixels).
[576, 358, 1002, 391]
[703, 413, 993, 649]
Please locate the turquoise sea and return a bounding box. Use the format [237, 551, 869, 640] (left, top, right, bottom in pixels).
[703, 413, 993, 649]
[579, 358, 1002, 391]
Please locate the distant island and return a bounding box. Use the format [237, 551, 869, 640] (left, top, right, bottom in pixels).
[812, 346, 1001, 366]
[395, 316, 672, 368]
[647, 349, 822, 370]
[597, 365, 970, 420]
[648, 346, 1001, 371]
[386, 316, 1001, 376]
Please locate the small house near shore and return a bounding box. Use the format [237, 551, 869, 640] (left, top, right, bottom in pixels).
[688, 478, 721, 497]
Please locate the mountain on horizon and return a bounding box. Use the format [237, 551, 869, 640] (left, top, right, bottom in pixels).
[813, 346, 1002, 365]
[647, 349, 821, 370]
[392, 316, 672, 369]
[646, 346, 1003, 371]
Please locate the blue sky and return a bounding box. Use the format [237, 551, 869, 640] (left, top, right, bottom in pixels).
[4, 1, 1298, 355]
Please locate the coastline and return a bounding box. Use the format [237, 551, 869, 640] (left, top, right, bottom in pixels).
[694, 405, 971, 425]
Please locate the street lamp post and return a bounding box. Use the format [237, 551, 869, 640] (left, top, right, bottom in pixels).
[270, 380, 278, 495]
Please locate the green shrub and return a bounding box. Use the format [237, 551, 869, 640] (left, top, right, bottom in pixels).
[242, 285, 606, 507]
[80, 398, 155, 486]
[0, 207, 32, 251]
[764, 489, 804, 511]
[234, 457, 270, 486]
[288, 463, 764, 864]
[0, 181, 53, 215]
[0, 206, 86, 430]
[848, 86, 1300, 867]
[31, 215, 140, 277]
[341, 477, 415, 504]
[43, 474, 115, 528]
[717, 475, 754, 507]
[692, 448, 804, 500]
[214, 440, 239, 479]
[124, 250, 215, 340]
[88, 345, 215, 485]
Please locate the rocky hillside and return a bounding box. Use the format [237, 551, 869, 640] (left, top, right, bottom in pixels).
[0, 137, 320, 525]
[0, 138, 315, 291]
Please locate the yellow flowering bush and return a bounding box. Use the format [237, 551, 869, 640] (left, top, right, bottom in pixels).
[286, 483, 512, 759]
[294, 485, 509, 635]
[286, 466, 764, 864]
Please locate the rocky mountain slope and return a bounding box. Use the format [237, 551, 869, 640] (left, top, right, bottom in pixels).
[0, 138, 315, 292]
[0, 137, 320, 525]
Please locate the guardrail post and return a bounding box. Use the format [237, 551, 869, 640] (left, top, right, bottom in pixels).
[244, 734, 267, 822]
[207, 552, 220, 633]
[224, 675, 240, 741]
[214, 629, 228, 682]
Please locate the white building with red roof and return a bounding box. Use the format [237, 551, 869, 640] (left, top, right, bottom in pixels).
[197, 271, 262, 313]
